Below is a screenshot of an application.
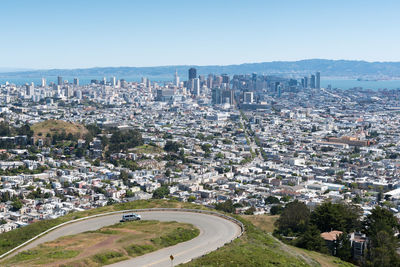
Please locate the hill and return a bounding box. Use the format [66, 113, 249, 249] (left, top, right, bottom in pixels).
[31, 119, 88, 140]
[0, 200, 353, 267]
[2, 59, 400, 81]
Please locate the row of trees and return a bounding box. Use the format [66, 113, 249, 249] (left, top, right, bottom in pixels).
[108, 129, 143, 153]
[274, 201, 400, 266]
[0, 122, 33, 138]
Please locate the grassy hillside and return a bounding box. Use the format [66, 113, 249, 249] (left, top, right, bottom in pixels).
[31, 119, 88, 140]
[181, 217, 315, 267]
[236, 214, 354, 267]
[0, 200, 354, 267]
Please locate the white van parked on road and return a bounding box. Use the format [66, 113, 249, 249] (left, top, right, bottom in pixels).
[120, 213, 141, 222]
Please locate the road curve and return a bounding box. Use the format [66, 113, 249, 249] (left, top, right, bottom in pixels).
[6, 211, 242, 267]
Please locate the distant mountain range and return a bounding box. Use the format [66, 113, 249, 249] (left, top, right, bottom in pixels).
[2, 59, 400, 81]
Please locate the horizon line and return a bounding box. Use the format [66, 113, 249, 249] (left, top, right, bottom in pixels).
[2, 58, 400, 73]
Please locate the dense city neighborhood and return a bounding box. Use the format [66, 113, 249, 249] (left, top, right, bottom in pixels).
[0, 70, 399, 265]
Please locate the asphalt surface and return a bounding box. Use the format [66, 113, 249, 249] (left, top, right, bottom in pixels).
[7, 211, 241, 267]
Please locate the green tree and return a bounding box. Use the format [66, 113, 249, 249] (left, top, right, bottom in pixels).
[164, 141, 181, 153]
[335, 232, 352, 261]
[270, 205, 284, 215]
[244, 206, 256, 215]
[17, 123, 33, 138]
[75, 148, 85, 158]
[187, 196, 196, 202]
[109, 129, 143, 153]
[311, 202, 362, 233]
[11, 199, 23, 211]
[362, 206, 400, 266]
[125, 189, 134, 198]
[86, 123, 101, 136]
[265, 196, 280, 204]
[93, 159, 101, 166]
[201, 143, 212, 153]
[363, 206, 399, 241]
[120, 170, 129, 185]
[366, 230, 400, 267]
[275, 200, 310, 236]
[296, 225, 328, 253]
[152, 186, 170, 199]
[215, 199, 235, 213]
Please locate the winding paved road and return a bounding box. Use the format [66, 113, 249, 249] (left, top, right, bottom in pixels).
[6, 211, 241, 267]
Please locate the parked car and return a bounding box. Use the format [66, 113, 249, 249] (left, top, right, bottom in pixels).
[120, 213, 141, 222]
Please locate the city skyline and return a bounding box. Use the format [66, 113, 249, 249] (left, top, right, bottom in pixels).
[1, 0, 400, 69]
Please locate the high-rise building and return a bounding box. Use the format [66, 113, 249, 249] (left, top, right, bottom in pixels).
[252, 73, 257, 83]
[274, 82, 280, 93]
[73, 78, 79, 86]
[174, 70, 180, 87]
[120, 79, 127, 88]
[110, 77, 116, 87]
[252, 73, 257, 90]
[41, 77, 46, 87]
[188, 68, 197, 80]
[75, 90, 82, 99]
[57, 76, 63, 86]
[193, 78, 200, 96]
[207, 74, 213, 88]
[222, 74, 229, 83]
[310, 75, 316, 89]
[222, 89, 234, 105]
[316, 72, 321, 89]
[212, 88, 222, 104]
[221, 74, 230, 90]
[65, 86, 73, 98]
[277, 85, 281, 98]
[289, 79, 297, 87]
[213, 75, 222, 88]
[304, 77, 308, 88]
[25, 83, 34, 96]
[244, 92, 254, 103]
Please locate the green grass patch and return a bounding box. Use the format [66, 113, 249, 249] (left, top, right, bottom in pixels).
[97, 229, 120, 235]
[131, 144, 163, 154]
[125, 244, 156, 256]
[152, 227, 200, 247]
[3, 248, 80, 266]
[92, 251, 127, 265]
[47, 249, 80, 259]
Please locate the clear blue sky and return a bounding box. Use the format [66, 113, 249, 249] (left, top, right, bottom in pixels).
[1, 0, 399, 69]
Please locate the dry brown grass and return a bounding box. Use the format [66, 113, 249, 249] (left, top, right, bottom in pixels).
[31, 119, 88, 140]
[241, 214, 279, 233]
